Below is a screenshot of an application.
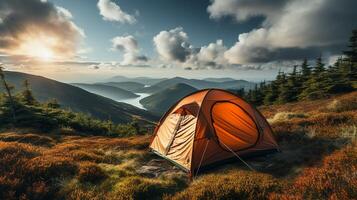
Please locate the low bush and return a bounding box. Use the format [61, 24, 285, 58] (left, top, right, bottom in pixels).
[268, 112, 308, 123]
[325, 95, 357, 113]
[78, 163, 107, 184]
[270, 144, 357, 200]
[168, 170, 283, 200]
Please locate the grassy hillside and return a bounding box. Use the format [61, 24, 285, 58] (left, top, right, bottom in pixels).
[0, 91, 355, 200]
[99, 81, 145, 92]
[72, 83, 139, 100]
[1, 71, 157, 123]
[138, 77, 255, 94]
[140, 83, 197, 114]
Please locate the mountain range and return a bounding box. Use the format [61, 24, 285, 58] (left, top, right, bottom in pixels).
[1, 71, 157, 123]
[72, 83, 138, 100]
[139, 83, 197, 114]
[103, 76, 256, 94]
[107, 75, 167, 85]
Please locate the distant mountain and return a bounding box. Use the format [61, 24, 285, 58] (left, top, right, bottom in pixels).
[138, 77, 255, 94]
[2, 71, 157, 123]
[98, 81, 145, 92]
[203, 77, 237, 82]
[107, 75, 167, 85]
[72, 83, 138, 100]
[134, 85, 162, 93]
[140, 83, 197, 114]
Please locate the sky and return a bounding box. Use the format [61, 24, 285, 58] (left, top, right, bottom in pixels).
[0, 0, 356, 82]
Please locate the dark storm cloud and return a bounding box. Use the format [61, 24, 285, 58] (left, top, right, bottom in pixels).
[208, 0, 357, 64]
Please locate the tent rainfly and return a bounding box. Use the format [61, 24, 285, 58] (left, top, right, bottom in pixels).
[149, 89, 279, 176]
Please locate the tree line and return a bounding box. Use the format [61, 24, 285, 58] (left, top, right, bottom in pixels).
[239, 30, 356, 106]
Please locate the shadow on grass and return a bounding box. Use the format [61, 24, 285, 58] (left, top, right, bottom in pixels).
[194, 132, 351, 178]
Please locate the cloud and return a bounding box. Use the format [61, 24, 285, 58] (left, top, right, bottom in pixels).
[111, 35, 148, 65]
[97, 0, 136, 24]
[0, 0, 84, 59]
[153, 27, 231, 69]
[208, 0, 357, 64]
[208, 0, 285, 22]
[190, 39, 228, 69]
[153, 27, 192, 62]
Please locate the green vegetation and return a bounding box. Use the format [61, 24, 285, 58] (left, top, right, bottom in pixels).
[0, 29, 356, 200]
[0, 69, 150, 136]
[0, 71, 157, 124]
[243, 30, 356, 106]
[140, 83, 197, 114]
[0, 91, 355, 200]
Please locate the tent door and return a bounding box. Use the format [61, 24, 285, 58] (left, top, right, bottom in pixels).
[164, 114, 184, 155]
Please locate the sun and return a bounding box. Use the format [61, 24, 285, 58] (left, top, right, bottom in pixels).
[16, 36, 57, 61]
[34, 45, 54, 61]
[24, 41, 55, 61]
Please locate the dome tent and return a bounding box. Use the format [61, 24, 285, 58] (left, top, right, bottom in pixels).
[149, 89, 279, 176]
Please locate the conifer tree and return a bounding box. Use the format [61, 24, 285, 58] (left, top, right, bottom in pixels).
[299, 56, 329, 100]
[342, 29, 357, 86]
[278, 66, 300, 103]
[264, 71, 283, 104]
[21, 79, 37, 105]
[343, 29, 357, 63]
[0, 66, 16, 122]
[300, 58, 311, 78]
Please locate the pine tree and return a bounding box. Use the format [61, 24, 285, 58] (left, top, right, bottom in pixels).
[343, 29, 357, 63]
[299, 56, 329, 100]
[324, 58, 353, 93]
[249, 84, 264, 105]
[300, 58, 311, 78]
[342, 29, 357, 87]
[264, 71, 284, 104]
[313, 55, 325, 75]
[21, 79, 37, 105]
[45, 99, 60, 109]
[277, 66, 300, 103]
[0, 66, 16, 122]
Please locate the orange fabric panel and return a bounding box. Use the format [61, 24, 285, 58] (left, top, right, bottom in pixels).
[151, 89, 279, 173]
[212, 102, 258, 151]
[191, 89, 279, 171]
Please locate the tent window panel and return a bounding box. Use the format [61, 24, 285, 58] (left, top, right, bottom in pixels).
[212, 102, 259, 151]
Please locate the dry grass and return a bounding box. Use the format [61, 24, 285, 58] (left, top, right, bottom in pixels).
[0, 91, 356, 200]
[167, 170, 283, 200]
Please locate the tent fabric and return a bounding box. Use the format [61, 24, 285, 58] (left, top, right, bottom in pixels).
[150, 89, 279, 174]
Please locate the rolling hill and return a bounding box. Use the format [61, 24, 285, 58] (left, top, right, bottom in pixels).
[138, 77, 256, 94]
[72, 83, 139, 100]
[98, 81, 145, 92]
[140, 83, 197, 114]
[1, 71, 157, 123]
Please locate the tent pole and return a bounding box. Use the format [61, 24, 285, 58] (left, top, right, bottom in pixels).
[194, 140, 210, 178]
[221, 142, 255, 171]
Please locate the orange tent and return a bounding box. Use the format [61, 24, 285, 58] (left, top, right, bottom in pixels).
[149, 89, 279, 175]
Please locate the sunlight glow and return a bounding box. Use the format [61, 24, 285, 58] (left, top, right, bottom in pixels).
[15, 35, 59, 61]
[21, 40, 55, 61]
